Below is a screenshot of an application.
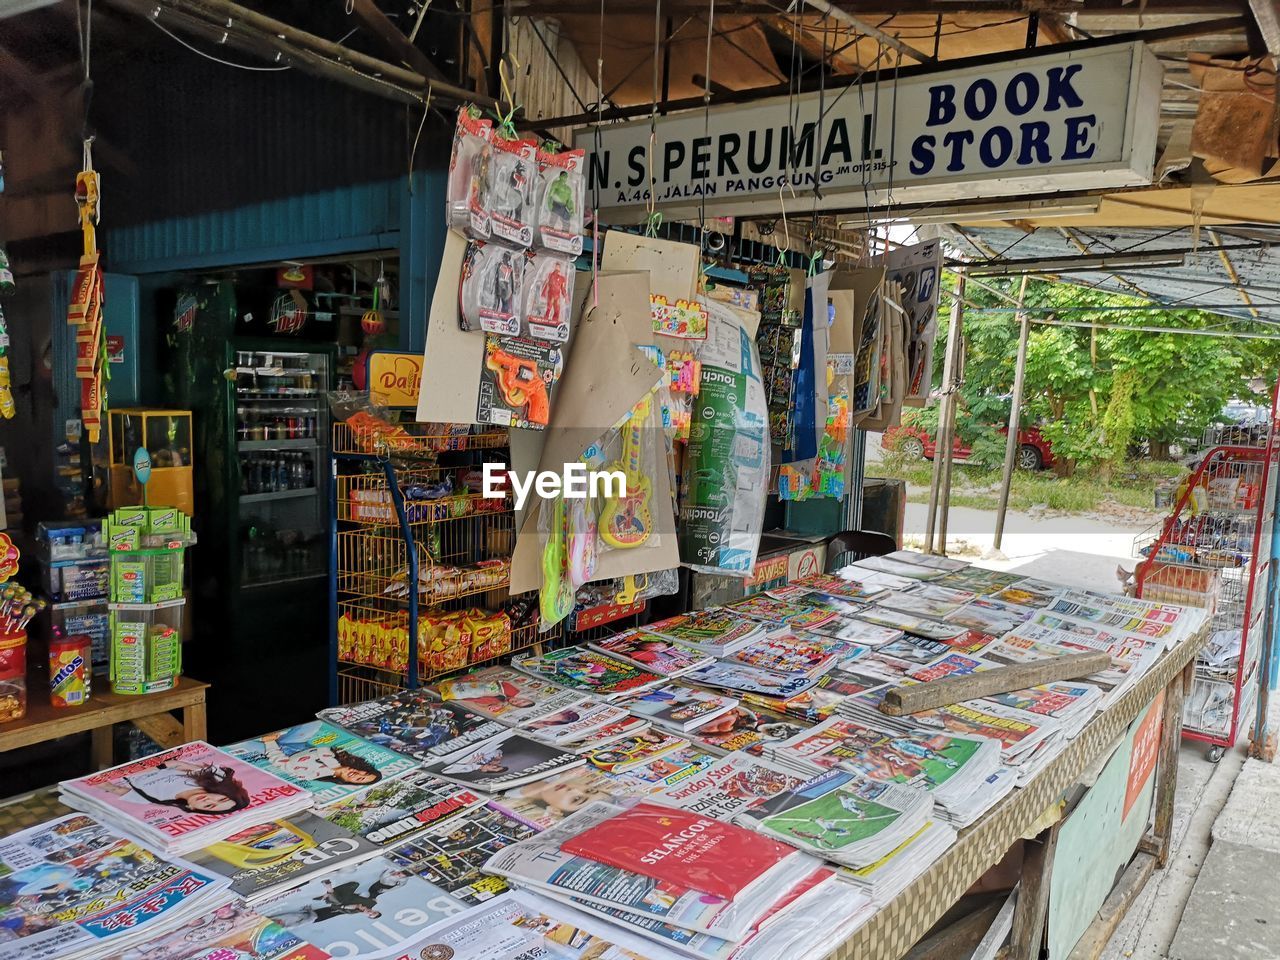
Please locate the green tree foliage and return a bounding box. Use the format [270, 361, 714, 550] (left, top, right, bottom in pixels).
[933, 274, 1280, 475]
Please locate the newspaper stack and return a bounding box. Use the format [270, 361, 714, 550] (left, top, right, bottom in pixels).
[855, 604, 968, 641]
[655, 751, 809, 821]
[724, 628, 842, 681]
[737, 768, 934, 869]
[424, 729, 586, 791]
[512, 646, 667, 701]
[837, 819, 959, 905]
[317, 687, 508, 763]
[321, 769, 488, 847]
[518, 695, 637, 746]
[876, 583, 977, 620]
[781, 571, 892, 604]
[765, 716, 1003, 827]
[883, 549, 970, 573]
[59, 741, 312, 855]
[0, 813, 235, 960]
[485, 801, 828, 944]
[849, 554, 950, 581]
[100, 901, 328, 960]
[741, 666, 886, 723]
[626, 683, 741, 733]
[431, 665, 587, 725]
[722, 592, 843, 633]
[992, 620, 1162, 708]
[589, 629, 714, 676]
[1050, 588, 1206, 650]
[642, 608, 770, 656]
[946, 595, 1038, 635]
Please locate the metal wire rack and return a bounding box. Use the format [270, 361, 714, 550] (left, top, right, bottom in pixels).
[1135, 405, 1280, 751]
[332, 418, 508, 457]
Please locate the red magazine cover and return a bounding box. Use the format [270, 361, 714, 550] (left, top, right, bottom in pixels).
[559, 801, 800, 902]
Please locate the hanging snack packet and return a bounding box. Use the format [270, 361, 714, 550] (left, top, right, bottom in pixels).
[446, 105, 493, 238]
[536, 147, 585, 256]
[459, 240, 523, 336]
[523, 252, 575, 343]
[488, 134, 538, 248]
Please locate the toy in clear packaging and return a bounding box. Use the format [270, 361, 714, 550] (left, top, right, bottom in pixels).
[477, 334, 562, 429]
[460, 240, 523, 335]
[540, 495, 576, 628]
[536, 147, 584, 256]
[489, 134, 538, 248]
[598, 395, 655, 549]
[446, 106, 493, 238]
[523, 253, 575, 342]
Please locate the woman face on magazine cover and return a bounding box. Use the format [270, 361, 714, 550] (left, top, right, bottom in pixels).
[529, 779, 610, 814]
[183, 789, 242, 812]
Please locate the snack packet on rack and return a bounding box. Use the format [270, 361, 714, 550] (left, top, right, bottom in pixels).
[446, 105, 493, 238]
[489, 133, 538, 248]
[536, 146, 584, 256]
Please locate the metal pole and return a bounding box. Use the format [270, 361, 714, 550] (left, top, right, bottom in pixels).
[925, 272, 965, 552]
[937, 290, 967, 555]
[993, 274, 1031, 552]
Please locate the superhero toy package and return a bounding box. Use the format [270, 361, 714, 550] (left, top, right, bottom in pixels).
[488, 134, 538, 248]
[446, 105, 493, 238]
[536, 147, 585, 256]
[523, 252, 576, 343]
[460, 239, 524, 336]
[477, 334, 563, 430]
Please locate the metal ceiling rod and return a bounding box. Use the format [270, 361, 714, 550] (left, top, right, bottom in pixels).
[790, 0, 937, 64]
[1028, 318, 1280, 340]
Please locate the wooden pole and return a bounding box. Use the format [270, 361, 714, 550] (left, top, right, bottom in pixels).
[993, 274, 1031, 552]
[925, 272, 964, 553]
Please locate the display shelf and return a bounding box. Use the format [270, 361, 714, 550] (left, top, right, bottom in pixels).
[238, 438, 320, 451]
[240, 488, 317, 504]
[332, 419, 508, 457]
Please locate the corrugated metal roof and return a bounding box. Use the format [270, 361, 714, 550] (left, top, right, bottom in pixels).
[951, 225, 1280, 323]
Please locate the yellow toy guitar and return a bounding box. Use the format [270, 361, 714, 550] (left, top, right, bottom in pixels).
[599, 395, 654, 549]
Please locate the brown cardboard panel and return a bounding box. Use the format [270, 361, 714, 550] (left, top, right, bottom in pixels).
[601, 232, 701, 303]
[415, 230, 486, 425]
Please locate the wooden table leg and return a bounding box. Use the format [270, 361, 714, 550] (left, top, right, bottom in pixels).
[1148, 662, 1191, 868]
[183, 699, 207, 743]
[1008, 821, 1062, 960]
[90, 724, 114, 770]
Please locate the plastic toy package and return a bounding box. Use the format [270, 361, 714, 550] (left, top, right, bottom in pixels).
[523, 252, 575, 343]
[536, 147, 585, 256]
[460, 239, 524, 335]
[476, 333, 563, 429]
[445, 106, 493, 238]
[539, 489, 599, 629]
[489, 133, 538, 248]
[594, 391, 665, 557]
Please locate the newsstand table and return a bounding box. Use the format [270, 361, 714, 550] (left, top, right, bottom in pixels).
[0, 676, 208, 770]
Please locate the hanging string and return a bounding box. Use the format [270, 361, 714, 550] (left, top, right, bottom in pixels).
[590, 0, 605, 308]
[697, 0, 715, 252]
[644, 0, 662, 238]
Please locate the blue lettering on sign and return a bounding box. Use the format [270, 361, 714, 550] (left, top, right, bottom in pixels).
[1063, 114, 1097, 159]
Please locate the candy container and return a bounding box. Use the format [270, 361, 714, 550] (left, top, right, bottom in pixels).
[49, 634, 92, 708]
[0, 629, 25, 675]
[0, 667, 25, 722]
[446, 106, 493, 238]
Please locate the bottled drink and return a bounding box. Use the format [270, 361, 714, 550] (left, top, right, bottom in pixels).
[0, 247, 14, 297]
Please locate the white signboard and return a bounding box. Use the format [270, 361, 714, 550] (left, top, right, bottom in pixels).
[575, 41, 1162, 220]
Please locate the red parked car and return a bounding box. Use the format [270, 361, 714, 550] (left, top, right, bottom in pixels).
[883, 423, 1056, 471]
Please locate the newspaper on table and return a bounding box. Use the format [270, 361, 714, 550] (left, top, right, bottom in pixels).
[316, 688, 506, 763]
[224, 721, 418, 807]
[683, 702, 812, 756]
[491, 765, 638, 830]
[808, 616, 903, 647]
[724, 628, 841, 679]
[424, 730, 586, 791]
[379, 894, 561, 960]
[722, 594, 841, 633]
[385, 804, 534, 905]
[58, 740, 312, 855]
[511, 646, 666, 701]
[626, 683, 741, 733]
[1051, 588, 1205, 649]
[321, 769, 487, 847]
[603, 744, 721, 794]
[741, 667, 887, 723]
[431, 666, 584, 725]
[877, 584, 976, 619]
[946, 596, 1037, 636]
[633, 609, 768, 657]
[100, 901, 329, 960]
[655, 751, 809, 821]
[583, 730, 689, 773]
[998, 620, 1162, 706]
[993, 577, 1064, 608]
[737, 768, 934, 868]
[779, 572, 890, 603]
[590, 630, 715, 677]
[883, 550, 969, 572]
[485, 800, 823, 941]
[854, 605, 967, 641]
[850, 555, 949, 580]
[686, 660, 827, 698]
[257, 855, 466, 960]
[0, 813, 234, 960]
[835, 819, 958, 906]
[188, 811, 381, 904]
[931, 566, 1023, 594]
[520, 696, 635, 746]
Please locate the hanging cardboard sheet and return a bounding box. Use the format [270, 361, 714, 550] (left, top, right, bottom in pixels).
[416, 231, 487, 425]
[509, 270, 678, 595]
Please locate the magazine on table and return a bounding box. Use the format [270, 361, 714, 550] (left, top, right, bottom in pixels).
[59, 740, 311, 854]
[512, 646, 666, 700]
[626, 684, 740, 733]
[742, 667, 886, 723]
[685, 660, 825, 698]
[850, 555, 947, 580]
[492, 765, 635, 830]
[812, 616, 902, 647]
[655, 752, 808, 821]
[0, 813, 233, 960]
[855, 605, 966, 640]
[424, 730, 586, 791]
[781, 572, 890, 603]
[100, 901, 329, 960]
[484, 800, 822, 941]
[321, 769, 487, 847]
[725, 629, 840, 679]
[602, 744, 721, 794]
[589, 630, 714, 677]
[386, 804, 535, 905]
[258, 855, 466, 960]
[558, 800, 812, 903]
[882, 550, 969, 572]
[189, 811, 381, 903]
[737, 768, 934, 868]
[521, 696, 634, 746]
[386, 894, 564, 960]
[683, 703, 810, 756]
[723, 593, 840, 632]
[432, 666, 574, 723]
[946, 597, 1036, 636]
[317, 688, 506, 763]
[584, 730, 689, 772]
[224, 721, 417, 807]
[642, 610, 767, 656]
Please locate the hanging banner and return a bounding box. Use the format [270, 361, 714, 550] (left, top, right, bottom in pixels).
[576, 41, 1161, 220]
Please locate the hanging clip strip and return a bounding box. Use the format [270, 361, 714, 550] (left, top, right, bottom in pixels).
[807, 248, 823, 277]
[489, 56, 523, 140]
[643, 210, 664, 238]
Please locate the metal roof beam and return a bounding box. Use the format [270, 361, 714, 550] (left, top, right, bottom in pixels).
[791, 0, 937, 64]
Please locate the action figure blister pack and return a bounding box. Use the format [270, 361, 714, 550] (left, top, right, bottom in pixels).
[446, 106, 493, 238]
[523, 252, 575, 343]
[459, 239, 523, 336]
[536, 147, 585, 256]
[488, 134, 538, 248]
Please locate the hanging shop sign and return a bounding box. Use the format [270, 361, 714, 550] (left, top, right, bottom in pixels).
[576, 41, 1161, 220]
[368, 350, 424, 407]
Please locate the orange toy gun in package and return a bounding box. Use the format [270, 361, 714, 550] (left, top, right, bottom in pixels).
[477, 334, 561, 429]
